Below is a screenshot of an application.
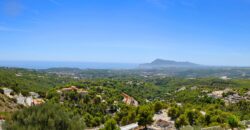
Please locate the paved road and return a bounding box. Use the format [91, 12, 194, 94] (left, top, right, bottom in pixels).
[120, 123, 138, 130]
[0, 120, 5, 130]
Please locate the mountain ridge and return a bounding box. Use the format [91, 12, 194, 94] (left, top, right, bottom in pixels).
[139, 59, 203, 69]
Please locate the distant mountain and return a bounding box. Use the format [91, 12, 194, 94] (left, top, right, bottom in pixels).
[139, 59, 202, 69]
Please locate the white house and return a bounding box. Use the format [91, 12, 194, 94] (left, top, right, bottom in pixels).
[29, 92, 40, 98]
[2, 88, 13, 98]
[25, 97, 33, 106]
[15, 94, 26, 105]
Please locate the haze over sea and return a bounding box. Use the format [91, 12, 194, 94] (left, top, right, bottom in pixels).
[0, 61, 137, 69]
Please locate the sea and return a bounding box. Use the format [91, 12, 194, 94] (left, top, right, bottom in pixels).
[0, 61, 138, 70]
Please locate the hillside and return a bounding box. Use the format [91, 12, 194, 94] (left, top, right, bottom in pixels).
[0, 94, 21, 113]
[0, 67, 72, 94]
[0, 67, 250, 130]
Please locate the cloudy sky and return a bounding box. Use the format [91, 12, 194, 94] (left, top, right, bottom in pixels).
[0, 0, 250, 66]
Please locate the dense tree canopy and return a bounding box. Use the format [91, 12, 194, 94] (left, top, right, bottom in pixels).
[4, 103, 85, 130]
[137, 105, 154, 129]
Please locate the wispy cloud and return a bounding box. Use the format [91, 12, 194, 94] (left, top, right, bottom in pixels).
[3, 0, 24, 17]
[145, 0, 173, 9]
[146, 0, 196, 8]
[179, 0, 196, 7]
[48, 0, 60, 6]
[0, 26, 29, 32]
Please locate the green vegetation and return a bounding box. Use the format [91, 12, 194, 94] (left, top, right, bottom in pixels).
[4, 103, 85, 130]
[100, 119, 120, 130]
[0, 68, 71, 95]
[0, 67, 249, 129]
[227, 115, 240, 130]
[136, 105, 154, 129]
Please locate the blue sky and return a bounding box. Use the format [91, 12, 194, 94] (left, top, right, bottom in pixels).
[0, 0, 250, 66]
